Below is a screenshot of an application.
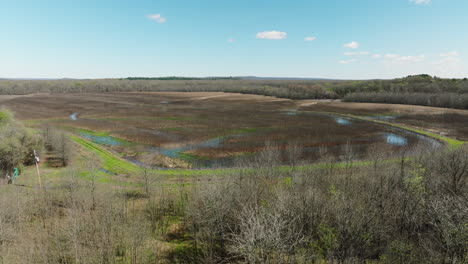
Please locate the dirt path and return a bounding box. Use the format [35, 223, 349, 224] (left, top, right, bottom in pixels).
[0, 93, 50, 103]
[297, 99, 340, 107]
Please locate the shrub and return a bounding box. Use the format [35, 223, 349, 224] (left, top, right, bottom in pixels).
[0, 109, 42, 177]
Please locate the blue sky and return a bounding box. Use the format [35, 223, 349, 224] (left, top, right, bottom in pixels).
[0, 0, 467, 79]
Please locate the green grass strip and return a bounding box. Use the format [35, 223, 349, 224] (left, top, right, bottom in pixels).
[70, 135, 141, 175]
[351, 115, 465, 148]
[69, 134, 231, 177]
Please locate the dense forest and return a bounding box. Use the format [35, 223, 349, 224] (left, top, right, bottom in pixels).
[1, 74, 468, 109]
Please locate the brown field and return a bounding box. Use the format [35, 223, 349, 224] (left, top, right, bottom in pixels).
[1, 92, 455, 168]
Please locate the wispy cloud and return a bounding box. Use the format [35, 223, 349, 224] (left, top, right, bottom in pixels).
[227, 38, 236, 43]
[339, 59, 357, 64]
[372, 54, 382, 59]
[440, 51, 459, 57]
[344, 51, 369, 56]
[433, 51, 461, 65]
[147, 14, 166, 23]
[256, 31, 287, 40]
[384, 54, 425, 63]
[304, 36, 317, 41]
[410, 0, 431, 4]
[432, 57, 461, 65]
[343, 41, 359, 49]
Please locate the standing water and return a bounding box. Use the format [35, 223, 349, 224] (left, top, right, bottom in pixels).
[70, 113, 78, 121]
[385, 133, 408, 146]
[335, 117, 352, 125]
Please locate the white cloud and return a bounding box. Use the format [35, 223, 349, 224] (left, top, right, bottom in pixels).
[339, 59, 357, 64]
[410, 0, 431, 4]
[384, 54, 425, 63]
[372, 54, 382, 59]
[344, 51, 369, 56]
[384, 54, 400, 59]
[433, 51, 461, 65]
[147, 14, 166, 23]
[256, 31, 287, 40]
[440, 51, 459, 57]
[343, 41, 359, 49]
[304, 36, 317, 41]
[228, 38, 235, 43]
[432, 57, 461, 65]
[431, 51, 464, 77]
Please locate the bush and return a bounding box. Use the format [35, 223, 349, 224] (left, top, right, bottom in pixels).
[0, 109, 42, 176]
[184, 145, 468, 263]
[43, 125, 72, 166]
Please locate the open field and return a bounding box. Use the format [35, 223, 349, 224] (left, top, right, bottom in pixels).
[1, 92, 457, 172]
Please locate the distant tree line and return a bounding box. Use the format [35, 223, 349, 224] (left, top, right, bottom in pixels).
[1, 74, 467, 109]
[126, 76, 240, 81]
[0, 79, 342, 100]
[344, 92, 468, 109]
[339, 75, 468, 109]
[333, 75, 468, 96]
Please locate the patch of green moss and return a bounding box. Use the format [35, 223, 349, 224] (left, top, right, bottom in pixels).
[177, 152, 209, 161]
[0, 111, 9, 123]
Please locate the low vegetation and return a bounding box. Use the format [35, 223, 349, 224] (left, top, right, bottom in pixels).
[0, 140, 467, 263]
[43, 125, 72, 167]
[184, 146, 468, 263]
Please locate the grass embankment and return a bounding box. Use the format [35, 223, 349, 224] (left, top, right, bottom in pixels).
[372, 119, 465, 148]
[364, 118, 465, 149]
[311, 111, 466, 148]
[69, 135, 140, 180]
[69, 135, 229, 178]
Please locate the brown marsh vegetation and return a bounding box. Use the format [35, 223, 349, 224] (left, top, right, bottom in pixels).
[1, 92, 442, 169]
